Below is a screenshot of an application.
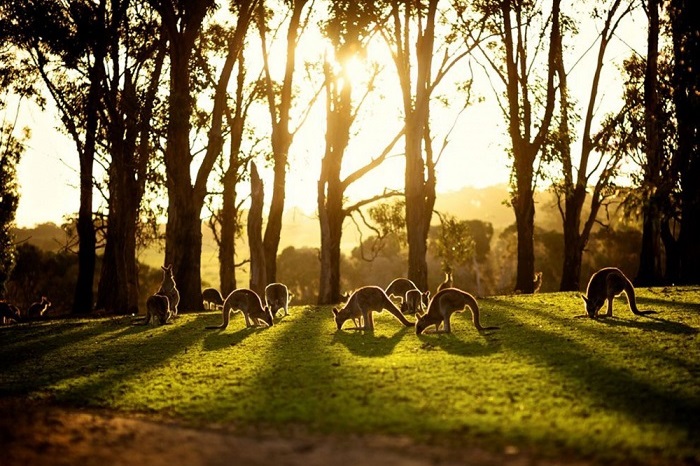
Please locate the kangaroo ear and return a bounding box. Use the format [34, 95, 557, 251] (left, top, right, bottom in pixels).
[424, 291, 430, 298]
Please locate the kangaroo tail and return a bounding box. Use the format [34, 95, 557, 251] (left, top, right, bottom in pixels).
[205, 307, 230, 330]
[622, 277, 643, 315]
[463, 292, 498, 331]
[385, 295, 414, 326]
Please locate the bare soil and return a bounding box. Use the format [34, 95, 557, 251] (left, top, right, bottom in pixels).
[0, 397, 592, 466]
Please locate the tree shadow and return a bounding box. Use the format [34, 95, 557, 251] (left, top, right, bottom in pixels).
[331, 326, 413, 357]
[491, 300, 700, 440]
[599, 314, 699, 335]
[415, 331, 500, 357]
[202, 326, 264, 351]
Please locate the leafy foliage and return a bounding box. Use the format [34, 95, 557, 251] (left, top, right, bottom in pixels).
[0, 122, 27, 298]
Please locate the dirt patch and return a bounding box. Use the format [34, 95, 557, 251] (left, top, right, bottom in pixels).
[0, 397, 590, 466]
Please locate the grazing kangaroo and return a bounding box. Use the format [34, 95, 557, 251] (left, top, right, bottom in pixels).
[332, 286, 414, 331]
[205, 289, 274, 330]
[580, 267, 653, 318]
[202, 288, 224, 310]
[26, 296, 51, 319]
[265, 283, 292, 317]
[1, 302, 21, 324]
[136, 294, 171, 325]
[415, 288, 498, 335]
[533, 272, 543, 293]
[158, 265, 180, 316]
[385, 278, 430, 306]
[401, 288, 427, 315]
[436, 270, 454, 293]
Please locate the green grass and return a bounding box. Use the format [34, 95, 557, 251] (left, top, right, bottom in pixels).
[1, 287, 699, 463]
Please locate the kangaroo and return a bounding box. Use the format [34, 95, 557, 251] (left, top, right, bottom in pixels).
[400, 288, 427, 315]
[158, 264, 180, 316]
[205, 288, 274, 330]
[533, 272, 543, 293]
[415, 288, 498, 335]
[580, 267, 653, 318]
[265, 282, 292, 317]
[1, 302, 21, 324]
[436, 270, 454, 293]
[136, 294, 171, 325]
[202, 288, 224, 310]
[385, 278, 430, 307]
[26, 296, 50, 319]
[332, 286, 414, 331]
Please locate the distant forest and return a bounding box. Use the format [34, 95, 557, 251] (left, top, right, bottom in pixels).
[8, 186, 642, 312]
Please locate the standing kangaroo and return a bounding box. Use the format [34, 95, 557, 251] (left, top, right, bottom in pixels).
[26, 296, 51, 319]
[385, 278, 430, 307]
[265, 283, 292, 317]
[136, 294, 171, 325]
[533, 272, 543, 293]
[202, 288, 224, 310]
[415, 288, 498, 335]
[158, 265, 180, 316]
[436, 270, 453, 293]
[332, 286, 414, 331]
[205, 289, 274, 330]
[580, 267, 653, 318]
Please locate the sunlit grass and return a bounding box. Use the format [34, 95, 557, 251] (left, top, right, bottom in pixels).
[1, 287, 698, 463]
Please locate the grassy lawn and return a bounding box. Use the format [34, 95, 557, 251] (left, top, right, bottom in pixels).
[1, 287, 699, 463]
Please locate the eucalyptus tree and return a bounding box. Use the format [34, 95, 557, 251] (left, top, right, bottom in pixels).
[254, 0, 312, 286]
[95, 0, 167, 315]
[148, 0, 258, 310]
[468, 0, 560, 293]
[547, 0, 641, 291]
[317, 0, 404, 304]
[669, 0, 700, 285]
[2, 0, 114, 313]
[379, 0, 476, 292]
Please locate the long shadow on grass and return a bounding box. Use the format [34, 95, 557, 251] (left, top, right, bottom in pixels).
[1, 315, 210, 404]
[415, 331, 500, 357]
[203, 306, 429, 434]
[599, 314, 698, 335]
[492, 299, 700, 441]
[0, 318, 131, 374]
[331, 326, 413, 357]
[636, 296, 700, 315]
[202, 326, 266, 351]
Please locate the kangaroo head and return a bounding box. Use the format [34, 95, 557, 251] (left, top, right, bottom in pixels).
[581, 294, 602, 318]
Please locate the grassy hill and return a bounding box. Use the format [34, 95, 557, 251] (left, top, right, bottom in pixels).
[1, 287, 698, 464]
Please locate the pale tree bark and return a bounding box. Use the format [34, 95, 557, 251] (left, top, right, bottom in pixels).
[256, 0, 309, 285]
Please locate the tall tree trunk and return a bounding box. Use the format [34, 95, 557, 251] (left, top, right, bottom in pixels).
[500, 0, 559, 294]
[260, 0, 308, 285]
[559, 191, 585, 291]
[637, 0, 664, 286]
[403, 0, 438, 292]
[670, 0, 700, 285]
[248, 162, 266, 296]
[73, 3, 108, 313]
